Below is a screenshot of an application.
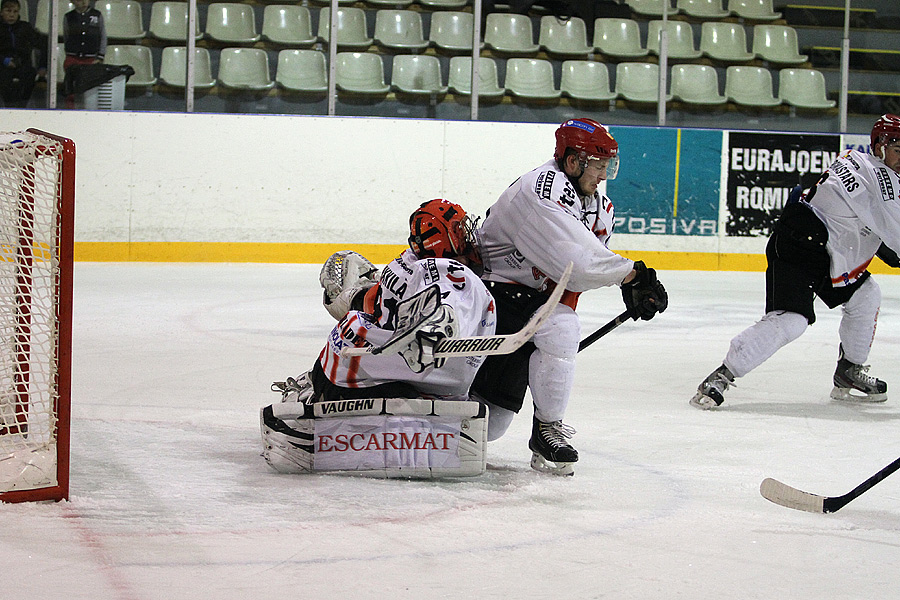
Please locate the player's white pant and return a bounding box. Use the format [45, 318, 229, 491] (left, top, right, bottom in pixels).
[724, 311, 808, 378]
[838, 277, 880, 365]
[724, 277, 881, 377]
[530, 303, 579, 423]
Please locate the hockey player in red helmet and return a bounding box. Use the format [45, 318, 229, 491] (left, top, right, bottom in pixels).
[871, 113, 900, 172]
[472, 117, 668, 476]
[692, 114, 900, 410]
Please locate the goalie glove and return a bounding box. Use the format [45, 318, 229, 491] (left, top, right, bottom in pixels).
[319, 251, 380, 321]
[621, 261, 668, 321]
[398, 304, 459, 373]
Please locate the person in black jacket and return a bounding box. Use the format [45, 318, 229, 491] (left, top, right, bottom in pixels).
[63, 0, 106, 106]
[63, 0, 106, 70]
[0, 0, 46, 107]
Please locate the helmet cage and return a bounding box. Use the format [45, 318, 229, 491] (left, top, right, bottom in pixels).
[408, 199, 476, 259]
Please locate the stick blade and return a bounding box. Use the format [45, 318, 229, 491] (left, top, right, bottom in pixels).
[760, 478, 826, 513]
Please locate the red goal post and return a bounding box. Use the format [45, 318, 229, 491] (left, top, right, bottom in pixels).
[0, 130, 75, 503]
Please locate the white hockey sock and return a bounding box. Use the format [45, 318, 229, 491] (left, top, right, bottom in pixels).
[838, 277, 880, 365]
[530, 350, 575, 423]
[724, 311, 808, 378]
[529, 304, 579, 423]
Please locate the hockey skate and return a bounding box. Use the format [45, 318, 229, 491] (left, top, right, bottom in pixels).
[690, 365, 734, 410]
[528, 417, 578, 476]
[830, 350, 887, 403]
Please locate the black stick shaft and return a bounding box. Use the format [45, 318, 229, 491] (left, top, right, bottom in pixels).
[826, 455, 900, 512]
[578, 309, 632, 352]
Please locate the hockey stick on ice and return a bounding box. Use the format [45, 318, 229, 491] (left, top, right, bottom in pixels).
[578, 309, 632, 352]
[760, 455, 900, 513]
[342, 262, 574, 359]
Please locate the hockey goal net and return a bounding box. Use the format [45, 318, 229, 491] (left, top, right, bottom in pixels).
[0, 130, 74, 503]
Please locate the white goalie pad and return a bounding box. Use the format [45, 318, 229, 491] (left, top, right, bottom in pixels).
[261, 398, 487, 478]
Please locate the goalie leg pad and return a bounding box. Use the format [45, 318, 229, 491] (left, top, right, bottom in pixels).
[259, 399, 487, 477]
[260, 404, 314, 473]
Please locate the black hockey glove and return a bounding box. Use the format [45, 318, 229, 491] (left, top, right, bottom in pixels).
[621, 261, 668, 321]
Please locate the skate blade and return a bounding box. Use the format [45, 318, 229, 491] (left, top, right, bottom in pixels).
[689, 391, 720, 410]
[530, 452, 575, 476]
[830, 386, 887, 403]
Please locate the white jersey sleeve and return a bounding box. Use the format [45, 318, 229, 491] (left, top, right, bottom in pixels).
[807, 150, 900, 286]
[478, 159, 633, 293]
[317, 254, 496, 400]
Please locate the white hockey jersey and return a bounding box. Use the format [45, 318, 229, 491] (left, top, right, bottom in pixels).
[805, 149, 900, 286]
[318, 250, 496, 400]
[477, 158, 634, 294]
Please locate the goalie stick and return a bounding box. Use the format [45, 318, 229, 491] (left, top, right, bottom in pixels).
[760, 455, 900, 513]
[342, 262, 573, 359]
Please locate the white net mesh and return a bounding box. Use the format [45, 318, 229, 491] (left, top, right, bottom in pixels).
[0, 132, 64, 494]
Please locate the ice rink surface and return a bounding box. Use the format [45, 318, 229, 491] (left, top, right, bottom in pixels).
[6, 263, 900, 600]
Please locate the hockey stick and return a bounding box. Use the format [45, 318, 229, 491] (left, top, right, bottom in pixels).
[760, 455, 900, 513]
[342, 262, 574, 359]
[578, 309, 632, 352]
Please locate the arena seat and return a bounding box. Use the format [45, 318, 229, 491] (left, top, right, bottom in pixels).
[724, 65, 781, 107]
[728, 0, 780, 20]
[218, 48, 274, 90]
[538, 16, 592, 58]
[418, 0, 469, 8]
[335, 51, 389, 93]
[484, 13, 539, 54]
[149, 2, 202, 41]
[593, 18, 648, 58]
[105, 45, 157, 86]
[647, 20, 702, 59]
[97, 1, 145, 40]
[276, 49, 328, 92]
[374, 10, 429, 50]
[159, 46, 216, 88]
[778, 68, 836, 109]
[206, 3, 261, 44]
[391, 55, 447, 94]
[318, 7, 373, 49]
[447, 56, 504, 96]
[676, 0, 728, 18]
[504, 58, 560, 99]
[752, 24, 808, 65]
[560, 60, 616, 101]
[670, 64, 726, 104]
[429, 12, 478, 52]
[262, 5, 317, 46]
[34, 0, 73, 36]
[700, 21, 754, 62]
[615, 62, 672, 102]
[625, 0, 679, 17]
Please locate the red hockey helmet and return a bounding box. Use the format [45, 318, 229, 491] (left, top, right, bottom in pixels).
[871, 114, 900, 148]
[408, 199, 474, 259]
[554, 118, 619, 179]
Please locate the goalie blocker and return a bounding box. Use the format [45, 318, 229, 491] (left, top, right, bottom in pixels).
[261, 398, 487, 478]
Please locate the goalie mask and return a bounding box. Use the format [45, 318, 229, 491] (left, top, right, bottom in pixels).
[554, 118, 619, 180]
[408, 199, 476, 260]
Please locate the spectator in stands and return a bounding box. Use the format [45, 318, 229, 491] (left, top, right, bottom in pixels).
[0, 0, 46, 108]
[63, 0, 106, 107]
[63, 0, 106, 70]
